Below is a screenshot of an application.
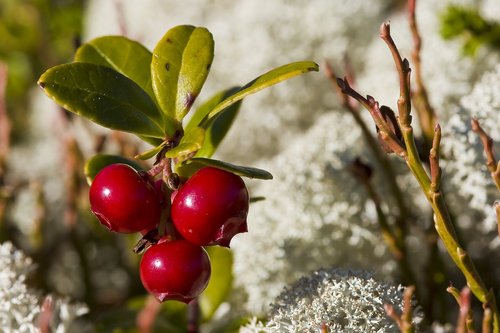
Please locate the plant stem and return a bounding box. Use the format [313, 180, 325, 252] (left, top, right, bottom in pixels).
[337, 21, 500, 333]
[385, 286, 416, 333]
[38, 296, 53, 333]
[380, 22, 500, 332]
[136, 295, 161, 333]
[187, 298, 200, 333]
[349, 158, 416, 289]
[327, 63, 424, 310]
[408, 0, 437, 148]
[496, 202, 500, 240]
[471, 118, 500, 193]
[0, 63, 9, 181]
[485, 308, 494, 333]
[402, 286, 416, 333]
[448, 286, 476, 333]
[325, 61, 410, 241]
[0, 63, 9, 229]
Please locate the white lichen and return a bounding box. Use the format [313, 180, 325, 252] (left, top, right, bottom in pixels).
[0, 242, 89, 333]
[241, 268, 413, 333]
[231, 111, 399, 314]
[440, 63, 500, 245]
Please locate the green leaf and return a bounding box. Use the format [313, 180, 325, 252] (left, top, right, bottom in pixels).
[195, 102, 241, 158]
[176, 157, 273, 180]
[199, 247, 233, 321]
[84, 154, 144, 185]
[75, 36, 181, 138]
[139, 135, 165, 147]
[38, 63, 167, 138]
[185, 87, 242, 158]
[165, 127, 205, 162]
[151, 25, 214, 121]
[205, 61, 319, 121]
[135, 141, 167, 160]
[185, 87, 240, 131]
[75, 36, 156, 101]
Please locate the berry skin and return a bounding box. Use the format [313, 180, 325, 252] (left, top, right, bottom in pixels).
[89, 163, 161, 233]
[171, 167, 249, 247]
[140, 239, 211, 303]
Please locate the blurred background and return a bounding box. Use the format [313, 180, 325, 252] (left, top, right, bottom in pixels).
[1, 0, 500, 332]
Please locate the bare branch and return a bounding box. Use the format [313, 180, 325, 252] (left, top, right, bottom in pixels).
[137, 295, 161, 333]
[429, 124, 442, 192]
[471, 118, 500, 192]
[408, 0, 438, 145]
[484, 308, 493, 333]
[385, 286, 415, 333]
[496, 201, 500, 240]
[380, 22, 412, 127]
[38, 296, 54, 333]
[336, 78, 406, 156]
[0, 63, 10, 178]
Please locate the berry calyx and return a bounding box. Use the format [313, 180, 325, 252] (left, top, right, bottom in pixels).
[89, 163, 161, 233]
[139, 239, 211, 303]
[171, 167, 249, 247]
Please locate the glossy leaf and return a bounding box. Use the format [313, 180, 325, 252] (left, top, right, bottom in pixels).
[38, 63, 166, 138]
[139, 135, 165, 147]
[165, 127, 205, 162]
[151, 25, 214, 121]
[185, 87, 242, 158]
[195, 103, 241, 158]
[176, 157, 273, 180]
[75, 36, 156, 101]
[84, 154, 144, 185]
[135, 141, 167, 160]
[75, 38, 181, 140]
[205, 61, 319, 121]
[199, 247, 233, 321]
[185, 87, 240, 131]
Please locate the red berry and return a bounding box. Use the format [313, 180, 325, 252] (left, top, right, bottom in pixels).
[171, 167, 249, 247]
[89, 164, 161, 233]
[140, 239, 211, 303]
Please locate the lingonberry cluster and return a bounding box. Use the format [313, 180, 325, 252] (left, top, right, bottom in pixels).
[89, 163, 249, 303]
[37, 24, 316, 312]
